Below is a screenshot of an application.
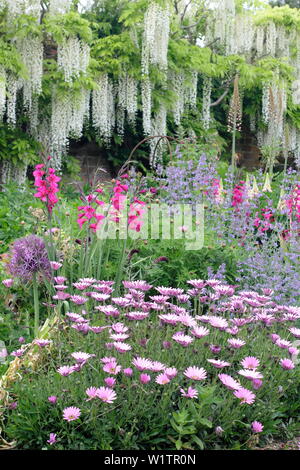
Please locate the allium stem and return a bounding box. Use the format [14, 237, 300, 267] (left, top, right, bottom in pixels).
[33, 273, 40, 337]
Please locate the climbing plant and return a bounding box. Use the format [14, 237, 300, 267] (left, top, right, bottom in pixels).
[0, 0, 300, 175]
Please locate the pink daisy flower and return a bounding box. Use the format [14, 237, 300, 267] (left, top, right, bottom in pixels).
[289, 327, 300, 338]
[140, 373, 151, 384]
[251, 421, 264, 433]
[252, 379, 263, 390]
[63, 406, 81, 421]
[101, 356, 117, 363]
[69, 295, 88, 305]
[71, 352, 95, 364]
[126, 311, 149, 321]
[209, 317, 229, 330]
[96, 387, 117, 403]
[50, 261, 62, 270]
[172, 332, 194, 347]
[48, 396, 57, 404]
[34, 339, 51, 348]
[155, 373, 171, 385]
[187, 279, 205, 289]
[218, 374, 241, 391]
[11, 349, 25, 357]
[180, 386, 198, 399]
[104, 377, 116, 388]
[132, 357, 152, 371]
[280, 358, 295, 370]
[86, 387, 99, 400]
[158, 314, 179, 325]
[2, 279, 14, 288]
[238, 369, 263, 380]
[47, 433, 57, 445]
[233, 388, 256, 404]
[191, 326, 210, 338]
[165, 367, 178, 378]
[111, 323, 128, 333]
[73, 282, 90, 290]
[103, 362, 122, 375]
[123, 368, 133, 376]
[227, 338, 246, 349]
[184, 366, 207, 381]
[207, 359, 231, 369]
[113, 342, 132, 353]
[241, 357, 260, 370]
[149, 361, 166, 372]
[57, 365, 75, 376]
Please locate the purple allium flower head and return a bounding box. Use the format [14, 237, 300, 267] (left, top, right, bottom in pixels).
[8, 235, 51, 281]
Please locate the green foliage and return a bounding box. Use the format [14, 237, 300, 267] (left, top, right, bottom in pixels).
[44, 11, 93, 43]
[0, 125, 40, 166]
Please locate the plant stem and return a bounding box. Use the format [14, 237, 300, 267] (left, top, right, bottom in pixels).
[33, 273, 40, 338]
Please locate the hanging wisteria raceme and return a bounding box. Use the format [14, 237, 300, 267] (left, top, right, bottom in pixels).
[69, 89, 91, 139]
[262, 84, 270, 124]
[11, 163, 28, 186]
[48, 0, 72, 15]
[50, 87, 90, 167]
[235, 15, 254, 55]
[0, 69, 6, 121]
[5, 0, 40, 21]
[141, 78, 152, 135]
[185, 72, 198, 109]
[28, 96, 39, 134]
[256, 26, 265, 57]
[266, 21, 277, 57]
[202, 77, 212, 130]
[170, 71, 185, 126]
[6, 74, 20, 126]
[169, 71, 198, 126]
[208, 0, 236, 55]
[142, 1, 170, 75]
[57, 37, 90, 83]
[16, 35, 43, 109]
[117, 74, 138, 127]
[150, 103, 167, 168]
[50, 91, 71, 167]
[0, 160, 12, 185]
[92, 74, 115, 145]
